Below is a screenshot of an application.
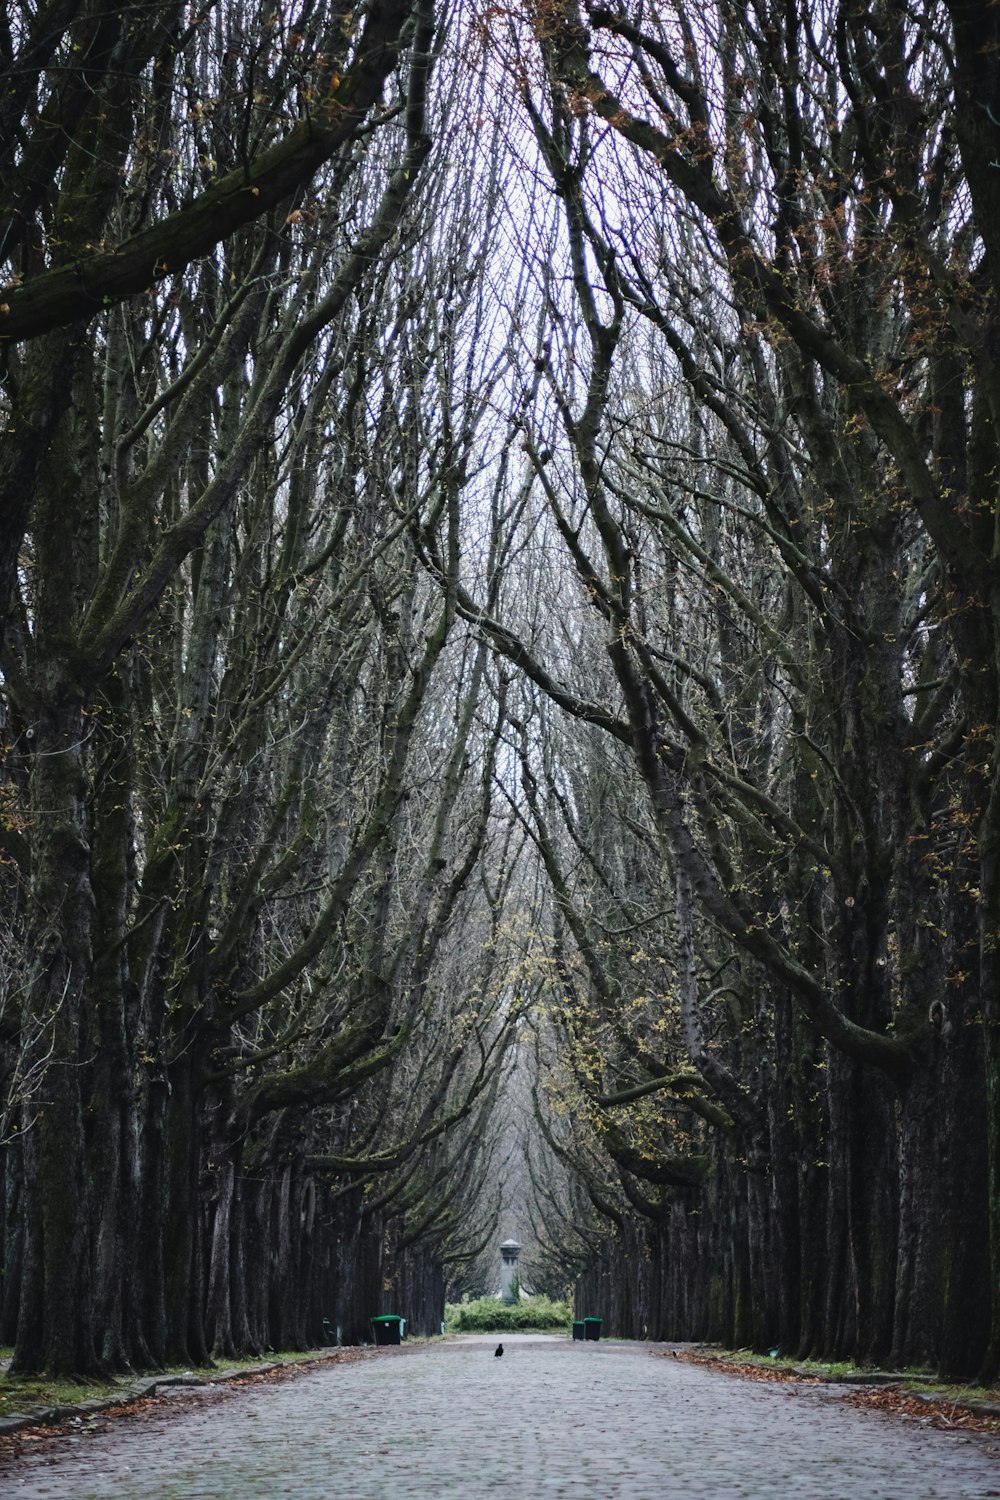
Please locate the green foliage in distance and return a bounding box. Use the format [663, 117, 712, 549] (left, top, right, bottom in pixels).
[444, 1295, 572, 1332]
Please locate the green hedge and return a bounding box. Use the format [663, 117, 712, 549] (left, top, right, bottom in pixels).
[444, 1295, 572, 1332]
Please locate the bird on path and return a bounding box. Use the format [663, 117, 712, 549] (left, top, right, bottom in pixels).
[495, 1343, 504, 1358]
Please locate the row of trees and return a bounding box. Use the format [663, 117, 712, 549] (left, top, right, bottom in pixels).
[0, 0, 536, 1373]
[488, 0, 999, 1379]
[2, 0, 998, 1380]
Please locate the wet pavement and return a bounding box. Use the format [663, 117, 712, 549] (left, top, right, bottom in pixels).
[2, 1333, 999, 1498]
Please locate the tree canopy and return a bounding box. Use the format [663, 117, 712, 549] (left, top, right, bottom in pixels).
[1, 0, 999, 1381]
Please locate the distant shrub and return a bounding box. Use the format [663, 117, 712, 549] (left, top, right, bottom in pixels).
[444, 1295, 572, 1332]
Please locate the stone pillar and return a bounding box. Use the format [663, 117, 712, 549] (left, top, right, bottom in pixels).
[500, 1240, 522, 1305]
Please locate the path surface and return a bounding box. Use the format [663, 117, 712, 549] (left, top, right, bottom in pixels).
[2, 1334, 999, 1498]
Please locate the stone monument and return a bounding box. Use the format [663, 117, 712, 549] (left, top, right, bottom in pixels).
[500, 1239, 522, 1305]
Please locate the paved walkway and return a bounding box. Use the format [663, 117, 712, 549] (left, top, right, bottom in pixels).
[2, 1335, 999, 1498]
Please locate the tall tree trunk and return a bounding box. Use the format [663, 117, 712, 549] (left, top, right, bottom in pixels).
[13, 686, 95, 1375]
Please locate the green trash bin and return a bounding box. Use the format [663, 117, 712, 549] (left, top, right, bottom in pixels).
[371, 1314, 405, 1346]
[572, 1321, 585, 1340]
[583, 1317, 602, 1341]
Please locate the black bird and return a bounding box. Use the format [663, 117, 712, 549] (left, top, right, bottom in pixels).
[495, 1342, 504, 1358]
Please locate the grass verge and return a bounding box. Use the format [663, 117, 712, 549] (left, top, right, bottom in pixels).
[0, 1347, 329, 1417]
[668, 1346, 1000, 1433]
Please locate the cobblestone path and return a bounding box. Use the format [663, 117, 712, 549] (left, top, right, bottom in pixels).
[3, 1335, 999, 1498]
